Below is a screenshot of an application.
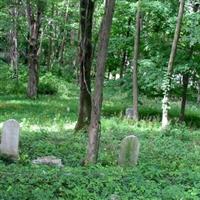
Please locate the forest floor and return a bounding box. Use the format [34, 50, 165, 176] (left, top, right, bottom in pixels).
[0, 79, 200, 199]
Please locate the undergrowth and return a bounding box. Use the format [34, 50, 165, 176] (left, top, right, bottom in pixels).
[0, 64, 199, 199]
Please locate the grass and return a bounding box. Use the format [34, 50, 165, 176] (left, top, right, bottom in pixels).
[0, 67, 199, 199]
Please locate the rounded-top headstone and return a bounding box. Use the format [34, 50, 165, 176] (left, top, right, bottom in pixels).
[118, 135, 140, 167]
[0, 119, 20, 159]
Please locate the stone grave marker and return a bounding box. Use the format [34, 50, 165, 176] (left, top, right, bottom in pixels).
[118, 135, 140, 167]
[125, 108, 133, 119]
[0, 119, 20, 159]
[32, 156, 63, 167]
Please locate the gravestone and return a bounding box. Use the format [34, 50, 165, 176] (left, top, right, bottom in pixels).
[125, 108, 133, 119]
[118, 135, 140, 167]
[32, 156, 63, 167]
[110, 194, 120, 200]
[0, 119, 20, 159]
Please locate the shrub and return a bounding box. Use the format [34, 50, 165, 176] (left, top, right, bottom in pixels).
[38, 73, 58, 95]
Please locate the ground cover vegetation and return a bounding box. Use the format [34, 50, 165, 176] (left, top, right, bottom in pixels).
[0, 0, 200, 199]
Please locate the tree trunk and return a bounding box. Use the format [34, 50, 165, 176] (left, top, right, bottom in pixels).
[179, 73, 189, 122]
[132, 1, 141, 121]
[197, 81, 200, 104]
[47, 2, 55, 71]
[9, 1, 18, 81]
[26, 1, 43, 98]
[161, 0, 185, 129]
[86, 0, 116, 164]
[59, 0, 70, 65]
[179, 45, 194, 122]
[120, 17, 131, 79]
[75, 0, 94, 131]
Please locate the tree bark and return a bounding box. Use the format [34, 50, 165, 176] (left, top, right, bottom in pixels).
[197, 81, 200, 104]
[120, 17, 131, 79]
[47, 3, 55, 70]
[75, 0, 94, 131]
[132, 1, 141, 121]
[161, 0, 185, 128]
[59, 0, 70, 65]
[26, 0, 43, 98]
[86, 0, 116, 164]
[179, 73, 189, 122]
[9, 1, 18, 81]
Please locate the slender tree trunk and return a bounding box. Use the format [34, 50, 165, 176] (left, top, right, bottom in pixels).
[132, 1, 141, 121]
[26, 1, 43, 98]
[120, 17, 131, 78]
[161, 0, 185, 128]
[120, 52, 126, 78]
[59, 0, 70, 65]
[179, 46, 194, 122]
[70, 30, 75, 46]
[86, 0, 116, 164]
[47, 3, 54, 70]
[75, 0, 94, 131]
[54, 8, 60, 61]
[9, 1, 18, 81]
[179, 73, 189, 122]
[51, 6, 59, 69]
[197, 81, 200, 104]
[24, 32, 29, 65]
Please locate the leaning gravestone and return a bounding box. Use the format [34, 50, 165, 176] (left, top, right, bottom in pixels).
[0, 119, 20, 159]
[125, 108, 133, 119]
[118, 135, 140, 167]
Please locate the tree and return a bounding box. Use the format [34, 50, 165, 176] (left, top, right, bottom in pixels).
[75, 0, 94, 131]
[46, 2, 55, 71]
[179, 72, 189, 121]
[9, 0, 19, 81]
[26, 0, 45, 98]
[58, 0, 70, 65]
[132, 0, 141, 121]
[179, 0, 199, 121]
[120, 17, 131, 79]
[86, 0, 116, 164]
[161, 0, 185, 129]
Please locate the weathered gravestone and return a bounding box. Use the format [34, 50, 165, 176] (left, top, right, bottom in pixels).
[110, 194, 120, 200]
[32, 156, 63, 167]
[125, 108, 133, 119]
[0, 119, 20, 159]
[118, 135, 140, 167]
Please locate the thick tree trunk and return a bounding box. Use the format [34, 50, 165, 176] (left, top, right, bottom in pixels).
[179, 73, 189, 122]
[86, 0, 116, 164]
[161, 0, 185, 129]
[9, 2, 18, 81]
[26, 1, 43, 98]
[75, 0, 94, 131]
[28, 40, 39, 98]
[132, 1, 141, 121]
